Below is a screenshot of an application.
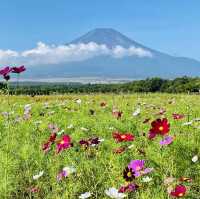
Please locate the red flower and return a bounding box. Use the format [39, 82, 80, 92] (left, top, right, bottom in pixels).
[42, 132, 57, 153]
[148, 118, 170, 139]
[170, 185, 186, 197]
[56, 135, 72, 153]
[12, 65, 26, 74]
[100, 102, 107, 107]
[113, 131, 134, 142]
[42, 141, 51, 153]
[173, 113, 185, 120]
[112, 110, 123, 119]
[49, 132, 57, 143]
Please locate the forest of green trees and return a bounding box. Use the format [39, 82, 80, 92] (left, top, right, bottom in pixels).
[1, 77, 200, 95]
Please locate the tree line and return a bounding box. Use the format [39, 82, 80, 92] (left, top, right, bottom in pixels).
[1, 76, 200, 95]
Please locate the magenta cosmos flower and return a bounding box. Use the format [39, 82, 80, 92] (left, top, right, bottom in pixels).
[56, 135, 72, 153]
[128, 160, 153, 177]
[12, 65, 26, 74]
[170, 185, 187, 197]
[0, 66, 13, 80]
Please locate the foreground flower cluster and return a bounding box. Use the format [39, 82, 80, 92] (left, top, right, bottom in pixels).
[1, 82, 198, 198]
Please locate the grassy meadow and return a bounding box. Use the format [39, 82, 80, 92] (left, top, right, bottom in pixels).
[1, 93, 200, 199]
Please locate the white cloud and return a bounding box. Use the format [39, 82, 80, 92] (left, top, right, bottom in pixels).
[0, 42, 153, 66]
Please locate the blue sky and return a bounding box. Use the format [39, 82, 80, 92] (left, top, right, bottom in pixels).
[0, 0, 200, 60]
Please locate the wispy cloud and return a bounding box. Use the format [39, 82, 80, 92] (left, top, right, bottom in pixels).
[0, 42, 153, 66]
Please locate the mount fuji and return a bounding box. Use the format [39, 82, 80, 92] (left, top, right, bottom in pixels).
[25, 28, 200, 80]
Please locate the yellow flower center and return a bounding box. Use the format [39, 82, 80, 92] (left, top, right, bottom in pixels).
[127, 172, 132, 177]
[159, 126, 164, 131]
[178, 193, 183, 197]
[60, 140, 65, 145]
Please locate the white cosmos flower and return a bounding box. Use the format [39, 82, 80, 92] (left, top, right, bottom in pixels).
[132, 107, 141, 116]
[67, 124, 74, 129]
[192, 155, 198, 163]
[81, 127, 89, 131]
[79, 192, 91, 199]
[105, 187, 126, 199]
[33, 171, 44, 180]
[76, 99, 82, 104]
[128, 144, 134, 149]
[142, 176, 152, 182]
[63, 166, 76, 174]
[182, 121, 193, 126]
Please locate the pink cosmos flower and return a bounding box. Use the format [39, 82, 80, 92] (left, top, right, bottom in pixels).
[160, 136, 174, 146]
[128, 160, 153, 177]
[172, 113, 185, 120]
[56, 135, 72, 153]
[128, 160, 145, 171]
[57, 169, 68, 181]
[12, 65, 26, 73]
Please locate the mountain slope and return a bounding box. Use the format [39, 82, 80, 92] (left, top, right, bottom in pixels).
[25, 28, 200, 80]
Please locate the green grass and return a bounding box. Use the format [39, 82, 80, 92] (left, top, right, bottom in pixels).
[1, 93, 200, 199]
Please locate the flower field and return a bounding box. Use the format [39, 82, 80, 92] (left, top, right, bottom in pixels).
[1, 93, 200, 199]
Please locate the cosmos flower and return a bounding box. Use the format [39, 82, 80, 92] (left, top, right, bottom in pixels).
[123, 167, 135, 182]
[113, 131, 134, 142]
[48, 123, 59, 134]
[12, 65, 26, 73]
[57, 168, 68, 181]
[29, 187, 40, 193]
[79, 192, 92, 199]
[159, 136, 174, 146]
[192, 155, 198, 163]
[79, 137, 102, 149]
[118, 183, 139, 193]
[42, 141, 51, 153]
[33, 171, 44, 180]
[42, 132, 57, 153]
[132, 107, 140, 116]
[182, 121, 193, 126]
[173, 113, 185, 120]
[128, 160, 153, 177]
[112, 109, 123, 119]
[170, 185, 187, 197]
[128, 160, 145, 172]
[148, 118, 170, 139]
[142, 176, 152, 182]
[75, 99, 82, 104]
[56, 135, 72, 153]
[57, 166, 76, 181]
[100, 101, 107, 107]
[0, 66, 12, 77]
[105, 187, 126, 199]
